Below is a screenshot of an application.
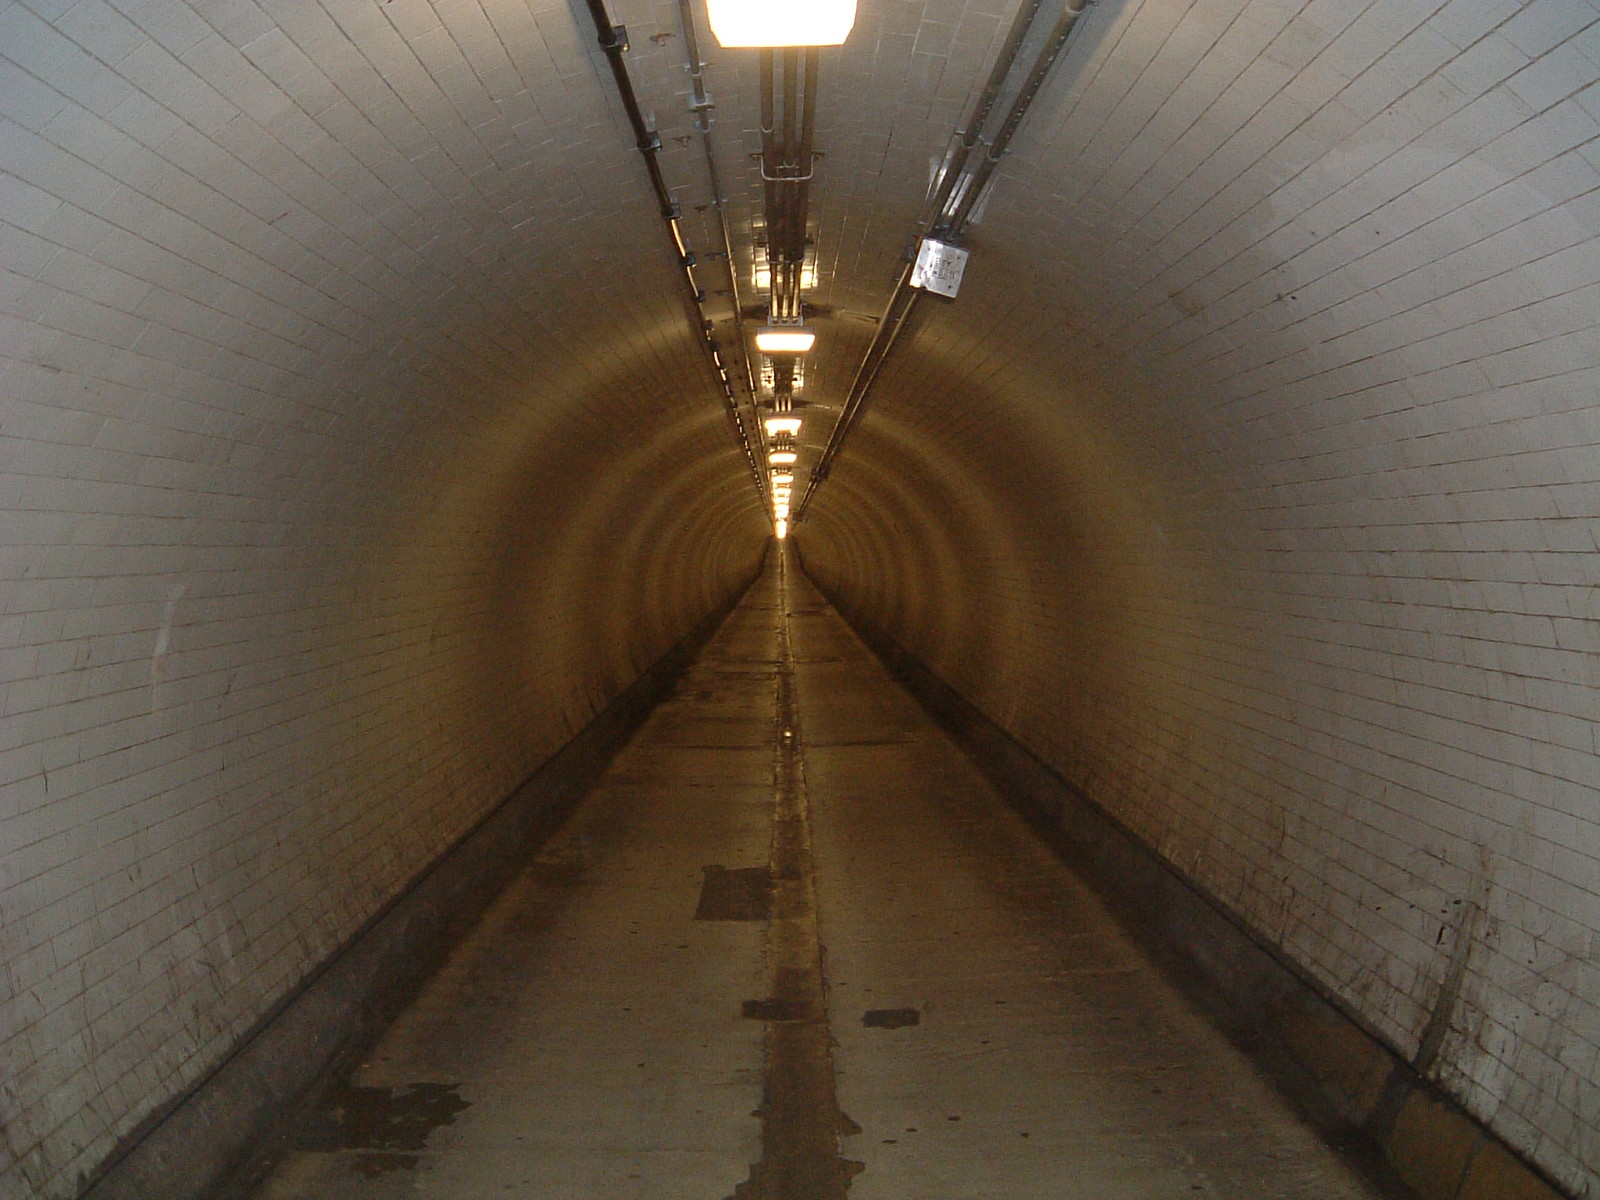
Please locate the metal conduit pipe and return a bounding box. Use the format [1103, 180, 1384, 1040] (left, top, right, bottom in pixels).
[586, 0, 674, 218]
[584, 0, 768, 499]
[758, 48, 818, 327]
[759, 48, 780, 312]
[945, 0, 1090, 230]
[798, 267, 917, 506]
[796, 0, 1092, 522]
[676, 0, 761, 404]
[922, 0, 1045, 232]
[779, 48, 801, 298]
[792, 48, 820, 280]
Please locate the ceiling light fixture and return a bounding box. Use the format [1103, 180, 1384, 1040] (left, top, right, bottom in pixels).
[771, 472, 794, 484]
[764, 416, 802, 437]
[755, 325, 816, 354]
[769, 450, 797, 465]
[707, 0, 855, 47]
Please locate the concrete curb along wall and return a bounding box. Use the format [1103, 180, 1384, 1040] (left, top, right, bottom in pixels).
[801, 563, 1571, 1200]
[76, 551, 768, 1200]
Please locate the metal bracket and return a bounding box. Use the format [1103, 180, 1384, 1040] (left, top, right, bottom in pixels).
[756, 155, 819, 183]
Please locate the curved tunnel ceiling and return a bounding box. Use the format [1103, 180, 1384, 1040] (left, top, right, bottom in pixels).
[4, 1, 1600, 1196]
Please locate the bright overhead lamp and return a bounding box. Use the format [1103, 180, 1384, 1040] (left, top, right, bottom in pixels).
[775, 518, 789, 539]
[708, 0, 855, 47]
[755, 326, 816, 354]
[774, 500, 791, 514]
[764, 416, 802, 437]
[769, 450, 797, 465]
[771, 472, 794, 484]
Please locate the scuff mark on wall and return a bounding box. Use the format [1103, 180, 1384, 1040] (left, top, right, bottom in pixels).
[150, 583, 187, 715]
[1414, 854, 1493, 1080]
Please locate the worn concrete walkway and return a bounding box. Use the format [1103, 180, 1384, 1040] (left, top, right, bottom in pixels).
[245, 547, 1389, 1199]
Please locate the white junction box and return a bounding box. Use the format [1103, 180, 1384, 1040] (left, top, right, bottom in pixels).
[911, 237, 969, 298]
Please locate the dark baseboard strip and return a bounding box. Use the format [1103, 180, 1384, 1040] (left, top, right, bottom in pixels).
[807, 573, 1569, 1200]
[80, 558, 765, 1200]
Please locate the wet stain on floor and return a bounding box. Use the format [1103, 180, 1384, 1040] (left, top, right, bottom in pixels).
[527, 859, 585, 889]
[349, 1151, 422, 1179]
[695, 865, 775, 921]
[727, 558, 863, 1200]
[302, 1081, 471, 1174]
[743, 997, 808, 1022]
[861, 1007, 920, 1029]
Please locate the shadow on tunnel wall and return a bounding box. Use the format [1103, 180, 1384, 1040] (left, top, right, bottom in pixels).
[789, 343, 1578, 1200]
[74, 539, 770, 1200]
[2, 274, 771, 1198]
[806, 554, 1572, 1200]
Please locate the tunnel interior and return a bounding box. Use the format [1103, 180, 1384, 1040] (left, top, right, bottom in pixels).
[3, 0, 1599, 1197]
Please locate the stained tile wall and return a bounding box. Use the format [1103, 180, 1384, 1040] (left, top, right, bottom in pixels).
[803, 1, 1600, 1193]
[0, 1, 768, 1195]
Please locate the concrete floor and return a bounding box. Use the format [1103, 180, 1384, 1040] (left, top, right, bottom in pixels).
[244, 549, 1391, 1199]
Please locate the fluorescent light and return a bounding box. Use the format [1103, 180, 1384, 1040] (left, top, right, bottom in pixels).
[769, 450, 797, 465]
[775, 518, 789, 539]
[708, 0, 855, 46]
[774, 502, 790, 516]
[764, 416, 802, 437]
[755, 326, 816, 354]
[771, 472, 794, 484]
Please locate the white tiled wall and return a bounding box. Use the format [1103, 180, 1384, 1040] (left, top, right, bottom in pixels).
[804, 0, 1600, 1193]
[0, 1, 768, 1195]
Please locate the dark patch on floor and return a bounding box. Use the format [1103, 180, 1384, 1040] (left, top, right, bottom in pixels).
[771, 823, 806, 881]
[744, 997, 809, 1022]
[349, 1151, 420, 1178]
[728, 585, 862, 1200]
[302, 1081, 470, 1158]
[862, 1007, 920, 1029]
[527, 859, 585, 888]
[695, 865, 774, 921]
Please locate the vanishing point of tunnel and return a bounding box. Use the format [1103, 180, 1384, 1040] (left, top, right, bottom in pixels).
[2, 2, 1599, 1199]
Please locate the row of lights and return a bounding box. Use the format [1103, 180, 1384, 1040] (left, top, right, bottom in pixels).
[766, 412, 801, 537]
[704, 0, 854, 538]
[757, 289, 815, 540]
